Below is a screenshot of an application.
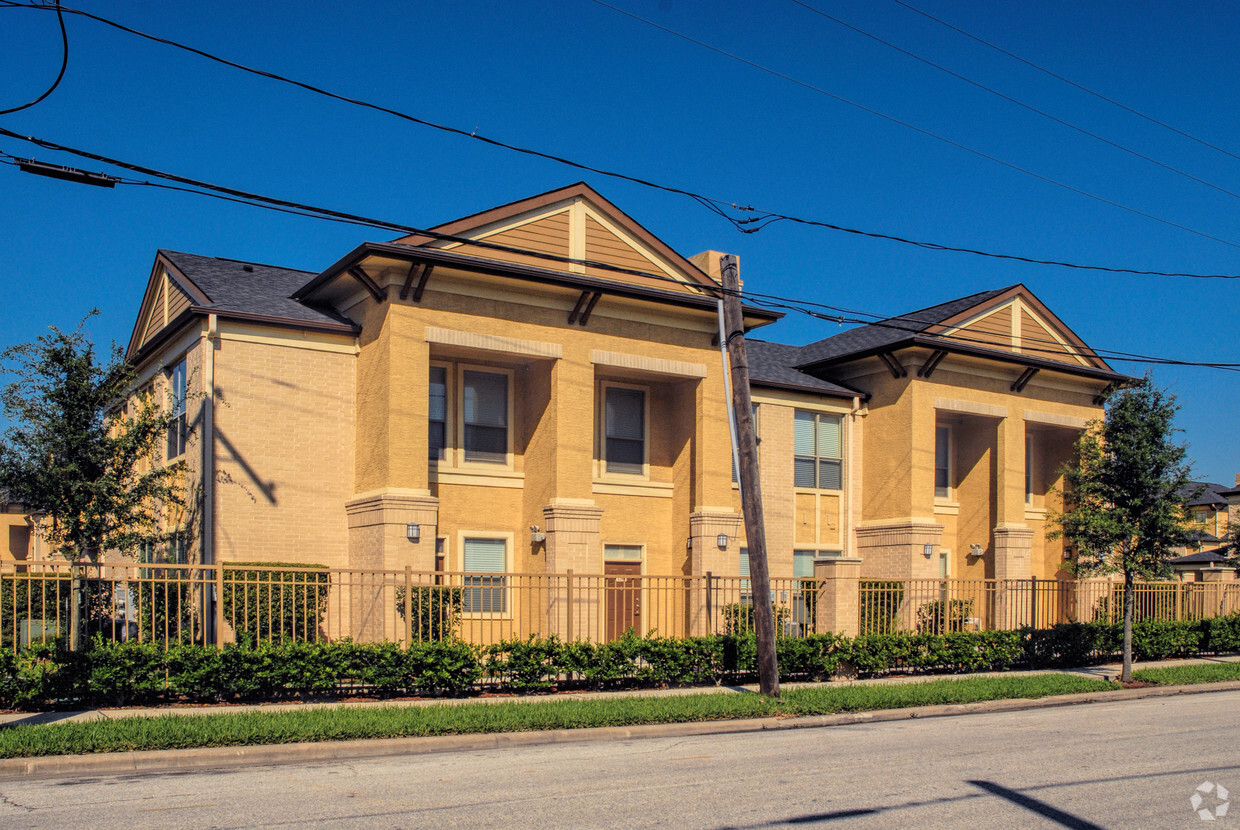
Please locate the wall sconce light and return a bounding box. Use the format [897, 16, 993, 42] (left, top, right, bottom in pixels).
[530, 525, 546, 545]
[716, 533, 729, 550]
[923, 543, 935, 558]
[686, 537, 693, 550]
[969, 543, 983, 557]
[406, 523, 420, 542]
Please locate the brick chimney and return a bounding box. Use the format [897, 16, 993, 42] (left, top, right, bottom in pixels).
[689, 250, 739, 286]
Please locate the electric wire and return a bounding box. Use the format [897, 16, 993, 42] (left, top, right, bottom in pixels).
[889, 0, 1240, 166]
[589, 0, 1240, 251]
[0, 1, 67, 115]
[3, 142, 1236, 373]
[4, 0, 1240, 279]
[789, 0, 1240, 204]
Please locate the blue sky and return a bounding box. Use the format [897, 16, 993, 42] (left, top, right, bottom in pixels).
[1, 1, 1237, 486]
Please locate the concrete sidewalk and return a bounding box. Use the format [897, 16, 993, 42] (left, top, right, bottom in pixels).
[1, 653, 1236, 729]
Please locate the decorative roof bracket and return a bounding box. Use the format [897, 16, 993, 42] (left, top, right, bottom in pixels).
[568, 290, 603, 325]
[400, 262, 434, 301]
[1011, 367, 1039, 393]
[878, 351, 907, 378]
[918, 349, 948, 378]
[347, 266, 386, 302]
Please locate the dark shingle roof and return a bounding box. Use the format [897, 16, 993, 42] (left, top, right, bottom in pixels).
[793, 286, 1016, 368]
[1178, 481, 1231, 508]
[160, 251, 356, 330]
[746, 341, 861, 398]
[1170, 549, 1232, 566]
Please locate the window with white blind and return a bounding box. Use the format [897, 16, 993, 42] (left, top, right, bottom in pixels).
[463, 537, 507, 613]
[793, 411, 842, 490]
[462, 370, 508, 463]
[166, 358, 187, 460]
[739, 546, 752, 605]
[429, 365, 447, 461]
[793, 549, 815, 578]
[604, 386, 645, 475]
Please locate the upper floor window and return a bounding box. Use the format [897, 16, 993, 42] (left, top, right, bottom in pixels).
[604, 386, 645, 475]
[462, 370, 508, 464]
[1025, 434, 1033, 505]
[166, 358, 187, 460]
[935, 425, 952, 499]
[429, 366, 447, 461]
[794, 411, 842, 490]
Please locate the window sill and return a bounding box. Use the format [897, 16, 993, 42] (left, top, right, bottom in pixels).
[593, 478, 674, 498]
[934, 500, 960, 516]
[793, 487, 843, 495]
[432, 467, 524, 489]
[1024, 507, 1048, 520]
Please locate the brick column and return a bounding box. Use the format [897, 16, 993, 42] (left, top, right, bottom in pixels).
[813, 556, 862, 636]
[688, 508, 743, 636]
[992, 525, 1034, 628]
[855, 519, 943, 580]
[542, 500, 603, 640]
[345, 488, 439, 641]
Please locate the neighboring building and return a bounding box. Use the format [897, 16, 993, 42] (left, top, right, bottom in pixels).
[32, 184, 1132, 630]
[1170, 476, 1239, 581]
[1, 494, 38, 564]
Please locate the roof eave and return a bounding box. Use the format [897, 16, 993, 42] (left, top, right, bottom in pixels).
[293, 241, 782, 323]
[796, 335, 1132, 384]
[750, 377, 869, 401]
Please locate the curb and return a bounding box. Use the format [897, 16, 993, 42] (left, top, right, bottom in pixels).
[3, 679, 1240, 779]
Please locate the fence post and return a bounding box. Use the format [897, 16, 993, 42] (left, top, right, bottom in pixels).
[1030, 575, 1038, 629]
[404, 565, 413, 646]
[705, 571, 713, 635]
[214, 564, 224, 649]
[1175, 581, 1183, 621]
[565, 570, 574, 642]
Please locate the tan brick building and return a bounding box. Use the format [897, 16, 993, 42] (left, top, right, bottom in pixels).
[50, 184, 1129, 624]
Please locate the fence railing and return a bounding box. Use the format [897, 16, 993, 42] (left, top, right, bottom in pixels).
[2, 562, 1238, 653]
[858, 577, 1240, 635]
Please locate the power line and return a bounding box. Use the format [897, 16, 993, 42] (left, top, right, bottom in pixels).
[0, 1, 67, 115]
[789, 0, 1240, 204]
[3, 138, 1236, 373]
[589, 0, 1240, 251]
[4, 0, 1240, 280]
[889, 0, 1240, 166]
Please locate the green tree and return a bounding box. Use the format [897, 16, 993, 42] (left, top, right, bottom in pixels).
[1049, 375, 1194, 682]
[0, 319, 187, 644]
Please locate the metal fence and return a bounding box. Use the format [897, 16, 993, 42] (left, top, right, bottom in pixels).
[858, 577, 1240, 636]
[3, 562, 1238, 653]
[0, 561, 816, 652]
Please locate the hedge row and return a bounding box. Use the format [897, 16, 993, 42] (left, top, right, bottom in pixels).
[2, 614, 1237, 710]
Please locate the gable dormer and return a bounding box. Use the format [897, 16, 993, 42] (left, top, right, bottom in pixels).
[125, 254, 210, 359]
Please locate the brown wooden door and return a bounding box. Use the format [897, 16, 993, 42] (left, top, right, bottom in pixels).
[605, 562, 642, 641]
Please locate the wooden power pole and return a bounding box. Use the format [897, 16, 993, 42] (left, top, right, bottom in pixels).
[719, 254, 779, 698]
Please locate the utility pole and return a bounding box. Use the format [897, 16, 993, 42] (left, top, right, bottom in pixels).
[719, 254, 779, 698]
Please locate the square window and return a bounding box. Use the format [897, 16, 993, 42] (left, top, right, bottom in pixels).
[463, 537, 507, 613]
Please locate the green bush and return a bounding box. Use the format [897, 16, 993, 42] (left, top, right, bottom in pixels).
[1203, 615, 1240, 654]
[859, 580, 904, 635]
[0, 573, 69, 650]
[916, 599, 974, 635]
[1132, 619, 1201, 660]
[721, 602, 791, 636]
[221, 562, 329, 645]
[394, 586, 462, 641]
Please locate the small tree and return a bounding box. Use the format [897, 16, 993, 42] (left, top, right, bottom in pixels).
[0, 320, 186, 645]
[1049, 375, 1194, 681]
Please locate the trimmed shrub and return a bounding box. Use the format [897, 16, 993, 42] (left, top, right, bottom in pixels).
[394, 586, 463, 642]
[222, 563, 330, 645]
[859, 580, 904, 635]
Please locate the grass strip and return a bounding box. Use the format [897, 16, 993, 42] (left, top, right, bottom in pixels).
[0, 674, 1117, 759]
[1133, 662, 1240, 686]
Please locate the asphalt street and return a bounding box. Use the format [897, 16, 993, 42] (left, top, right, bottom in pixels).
[1, 690, 1237, 829]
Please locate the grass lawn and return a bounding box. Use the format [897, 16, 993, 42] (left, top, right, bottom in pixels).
[1133, 661, 1240, 686]
[0, 674, 1117, 759]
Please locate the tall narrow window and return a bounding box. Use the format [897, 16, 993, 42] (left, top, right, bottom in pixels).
[739, 546, 752, 605]
[604, 387, 645, 475]
[166, 358, 187, 459]
[462, 370, 507, 463]
[429, 366, 447, 461]
[935, 425, 951, 499]
[1024, 434, 1033, 505]
[794, 411, 842, 489]
[463, 537, 507, 613]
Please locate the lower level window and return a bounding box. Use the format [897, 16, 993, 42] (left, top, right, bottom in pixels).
[463, 537, 507, 613]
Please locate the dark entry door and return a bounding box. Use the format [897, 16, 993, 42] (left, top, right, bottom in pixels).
[605, 561, 641, 640]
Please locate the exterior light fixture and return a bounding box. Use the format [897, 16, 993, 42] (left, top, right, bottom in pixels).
[923, 543, 935, 558]
[969, 543, 983, 557]
[530, 525, 546, 545]
[716, 533, 729, 550]
[406, 523, 420, 542]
